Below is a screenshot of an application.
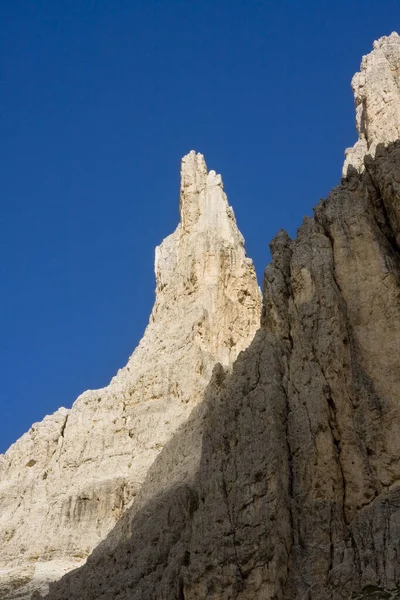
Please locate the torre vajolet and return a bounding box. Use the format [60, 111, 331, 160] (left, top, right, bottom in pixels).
[1, 32, 400, 600]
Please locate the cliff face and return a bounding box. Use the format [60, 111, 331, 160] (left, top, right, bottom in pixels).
[39, 33, 400, 600]
[0, 152, 261, 600]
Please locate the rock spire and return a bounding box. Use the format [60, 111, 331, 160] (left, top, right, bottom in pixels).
[0, 151, 261, 599]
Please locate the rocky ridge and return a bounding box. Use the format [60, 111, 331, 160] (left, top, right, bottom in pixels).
[0, 152, 261, 599]
[37, 32, 400, 600]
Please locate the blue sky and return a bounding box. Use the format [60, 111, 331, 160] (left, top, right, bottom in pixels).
[1, 0, 399, 453]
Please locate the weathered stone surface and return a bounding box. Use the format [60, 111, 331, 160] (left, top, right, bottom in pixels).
[42, 141, 400, 600]
[40, 36, 400, 600]
[0, 151, 261, 599]
[343, 32, 400, 176]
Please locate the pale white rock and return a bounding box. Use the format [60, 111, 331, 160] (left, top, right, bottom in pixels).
[343, 31, 400, 176]
[0, 151, 261, 599]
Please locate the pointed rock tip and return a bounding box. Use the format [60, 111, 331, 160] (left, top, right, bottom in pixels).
[180, 150, 207, 193]
[178, 150, 234, 238]
[180, 150, 223, 193]
[181, 150, 207, 173]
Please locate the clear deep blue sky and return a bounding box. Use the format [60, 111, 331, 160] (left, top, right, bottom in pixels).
[1, 0, 399, 453]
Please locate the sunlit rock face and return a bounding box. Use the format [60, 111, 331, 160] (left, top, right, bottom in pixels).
[343, 32, 400, 175]
[0, 151, 261, 600]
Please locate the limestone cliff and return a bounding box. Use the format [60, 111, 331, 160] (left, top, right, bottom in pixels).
[39, 33, 400, 600]
[0, 152, 261, 599]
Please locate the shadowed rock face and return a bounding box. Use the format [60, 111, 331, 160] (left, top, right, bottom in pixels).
[0, 152, 261, 600]
[39, 141, 400, 600]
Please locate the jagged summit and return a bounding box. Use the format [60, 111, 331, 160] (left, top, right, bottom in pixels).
[153, 151, 246, 301]
[343, 31, 400, 175]
[180, 150, 209, 196]
[179, 151, 239, 243]
[0, 153, 261, 599]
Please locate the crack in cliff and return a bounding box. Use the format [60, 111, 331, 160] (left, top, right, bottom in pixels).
[280, 336, 296, 592]
[283, 381, 295, 593]
[59, 413, 69, 446]
[312, 216, 368, 588]
[266, 254, 298, 594]
[60, 415, 68, 438]
[220, 463, 245, 596]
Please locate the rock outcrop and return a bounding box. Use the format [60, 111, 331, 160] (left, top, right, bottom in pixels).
[343, 31, 400, 175]
[0, 152, 261, 599]
[38, 34, 400, 600]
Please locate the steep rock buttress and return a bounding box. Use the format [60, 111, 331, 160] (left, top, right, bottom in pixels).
[0, 152, 261, 599]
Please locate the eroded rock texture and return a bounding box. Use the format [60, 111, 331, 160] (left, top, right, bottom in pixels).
[40, 142, 400, 600]
[0, 152, 261, 599]
[40, 40, 400, 600]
